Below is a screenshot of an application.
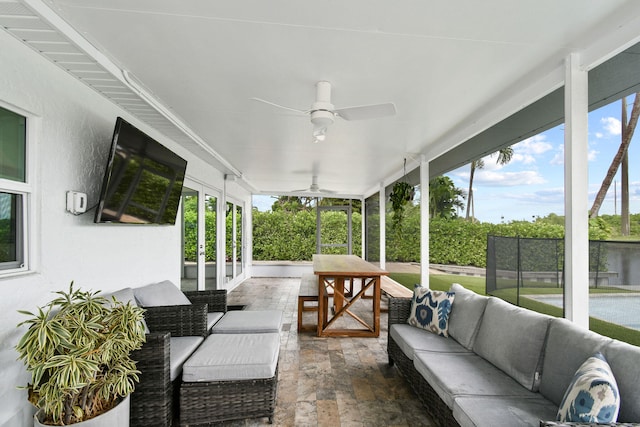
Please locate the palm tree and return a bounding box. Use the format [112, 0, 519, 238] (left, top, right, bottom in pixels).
[590, 93, 640, 222]
[465, 147, 514, 221]
[429, 176, 466, 218]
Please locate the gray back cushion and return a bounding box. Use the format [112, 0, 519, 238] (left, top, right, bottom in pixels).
[604, 339, 640, 422]
[538, 318, 612, 405]
[447, 283, 489, 350]
[101, 287, 149, 334]
[473, 297, 551, 391]
[134, 280, 191, 307]
[104, 287, 138, 307]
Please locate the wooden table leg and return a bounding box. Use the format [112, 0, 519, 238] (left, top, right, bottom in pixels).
[317, 274, 324, 337]
[373, 276, 380, 337]
[333, 277, 344, 313]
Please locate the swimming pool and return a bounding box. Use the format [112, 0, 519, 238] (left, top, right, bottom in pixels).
[528, 294, 640, 330]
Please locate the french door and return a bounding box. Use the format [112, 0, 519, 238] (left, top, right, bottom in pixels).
[225, 199, 245, 284]
[180, 180, 221, 291]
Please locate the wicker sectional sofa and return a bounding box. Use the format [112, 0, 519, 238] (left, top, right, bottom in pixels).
[388, 283, 640, 427]
[106, 282, 282, 427]
[128, 286, 226, 427]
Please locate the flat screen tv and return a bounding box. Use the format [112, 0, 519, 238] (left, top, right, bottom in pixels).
[94, 117, 187, 224]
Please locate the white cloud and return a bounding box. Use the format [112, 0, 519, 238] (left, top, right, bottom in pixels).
[550, 144, 564, 165]
[493, 135, 554, 166]
[474, 169, 546, 186]
[550, 144, 598, 165]
[514, 135, 554, 156]
[511, 152, 536, 165]
[503, 187, 564, 203]
[601, 117, 621, 136]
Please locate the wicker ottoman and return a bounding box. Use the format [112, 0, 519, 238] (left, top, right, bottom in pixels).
[179, 332, 280, 425]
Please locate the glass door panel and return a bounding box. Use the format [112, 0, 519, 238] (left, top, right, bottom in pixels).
[180, 187, 198, 292]
[235, 204, 243, 276]
[225, 202, 234, 282]
[204, 194, 217, 290]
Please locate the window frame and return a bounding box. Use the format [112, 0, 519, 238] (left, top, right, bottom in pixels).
[0, 101, 35, 277]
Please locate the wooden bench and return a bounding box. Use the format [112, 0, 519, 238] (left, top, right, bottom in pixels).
[380, 276, 413, 312]
[297, 274, 320, 332]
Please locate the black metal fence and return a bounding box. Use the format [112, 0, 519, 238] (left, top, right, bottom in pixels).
[486, 236, 564, 304]
[486, 235, 640, 333]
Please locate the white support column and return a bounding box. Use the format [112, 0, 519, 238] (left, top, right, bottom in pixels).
[564, 52, 590, 329]
[379, 183, 386, 270]
[420, 156, 430, 286]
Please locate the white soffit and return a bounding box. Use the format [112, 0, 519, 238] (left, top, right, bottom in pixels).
[0, 0, 242, 180]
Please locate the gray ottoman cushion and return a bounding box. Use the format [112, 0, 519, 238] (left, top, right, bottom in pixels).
[170, 336, 204, 381]
[390, 324, 471, 360]
[453, 395, 558, 427]
[211, 310, 283, 334]
[447, 283, 489, 350]
[182, 333, 280, 382]
[473, 297, 551, 391]
[539, 318, 613, 406]
[134, 280, 191, 307]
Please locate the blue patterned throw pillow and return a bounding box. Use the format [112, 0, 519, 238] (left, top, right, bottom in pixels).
[557, 352, 620, 423]
[407, 285, 455, 337]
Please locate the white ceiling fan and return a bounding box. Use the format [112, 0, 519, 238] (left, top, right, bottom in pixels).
[251, 81, 396, 142]
[291, 175, 337, 194]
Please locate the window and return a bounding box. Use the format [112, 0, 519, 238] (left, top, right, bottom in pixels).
[0, 105, 28, 273]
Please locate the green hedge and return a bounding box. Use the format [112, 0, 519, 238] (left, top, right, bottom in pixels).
[252, 210, 361, 260]
[251, 208, 612, 267]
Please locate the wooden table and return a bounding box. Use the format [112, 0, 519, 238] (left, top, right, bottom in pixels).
[313, 254, 389, 337]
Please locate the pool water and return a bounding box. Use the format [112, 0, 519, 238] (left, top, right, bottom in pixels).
[528, 294, 640, 330]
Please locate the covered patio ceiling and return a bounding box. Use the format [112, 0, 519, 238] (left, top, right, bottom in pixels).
[4, 0, 640, 197]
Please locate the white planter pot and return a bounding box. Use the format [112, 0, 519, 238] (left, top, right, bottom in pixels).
[34, 395, 130, 427]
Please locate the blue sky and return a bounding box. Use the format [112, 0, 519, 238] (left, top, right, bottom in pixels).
[449, 96, 639, 223]
[253, 96, 639, 224]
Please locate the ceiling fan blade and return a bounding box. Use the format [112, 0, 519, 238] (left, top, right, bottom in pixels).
[250, 97, 307, 115]
[335, 103, 396, 121]
[319, 188, 337, 194]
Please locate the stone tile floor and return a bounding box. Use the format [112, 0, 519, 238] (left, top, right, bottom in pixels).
[220, 277, 433, 426]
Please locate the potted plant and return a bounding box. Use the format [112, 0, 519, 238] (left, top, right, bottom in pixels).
[389, 180, 415, 229]
[16, 282, 146, 426]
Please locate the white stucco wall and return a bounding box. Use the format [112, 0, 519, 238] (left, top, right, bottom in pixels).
[0, 30, 249, 427]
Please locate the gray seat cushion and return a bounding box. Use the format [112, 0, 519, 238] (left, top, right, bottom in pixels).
[447, 283, 489, 350]
[414, 351, 539, 408]
[134, 280, 192, 307]
[182, 333, 280, 382]
[538, 318, 613, 406]
[453, 395, 558, 427]
[211, 310, 283, 334]
[390, 324, 471, 360]
[170, 336, 204, 381]
[603, 339, 640, 422]
[207, 312, 224, 330]
[472, 297, 551, 391]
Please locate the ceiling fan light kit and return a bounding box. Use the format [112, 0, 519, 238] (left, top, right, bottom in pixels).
[312, 126, 327, 143]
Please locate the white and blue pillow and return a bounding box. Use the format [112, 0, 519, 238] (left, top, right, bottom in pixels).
[407, 285, 455, 337]
[557, 352, 620, 423]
